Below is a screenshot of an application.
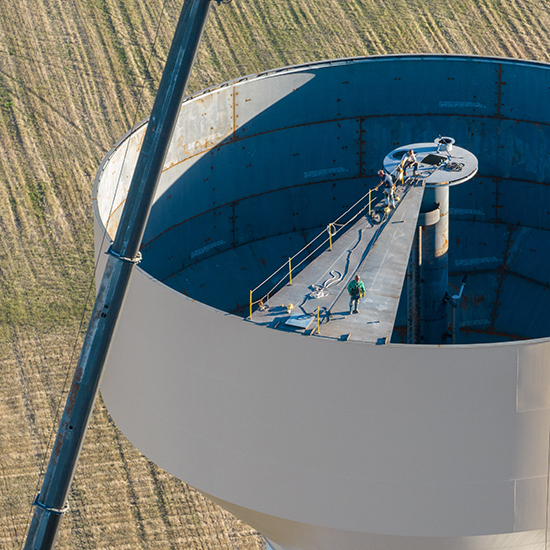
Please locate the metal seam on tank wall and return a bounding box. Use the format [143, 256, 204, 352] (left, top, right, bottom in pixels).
[160, 111, 550, 175]
[489, 227, 514, 330]
[99, 172, 549, 267]
[162, 225, 331, 284]
[494, 177, 501, 220]
[87, 83, 549, 194]
[138, 176, 550, 253]
[139, 175, 369, 250]
[505, 270, 549, 288]
[137, 174, 549, 251]
[445, 326, 524, 340]
[481, 175, 550, 187]
[358, 118, 364, 177]
[497, 63, 503, 120]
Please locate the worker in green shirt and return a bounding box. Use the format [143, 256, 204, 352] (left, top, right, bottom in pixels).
[347, 274, 365, 314]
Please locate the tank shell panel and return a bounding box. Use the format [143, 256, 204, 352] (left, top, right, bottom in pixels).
[94, 55, 550, 550]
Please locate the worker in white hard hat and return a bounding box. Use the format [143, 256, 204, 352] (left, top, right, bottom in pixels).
[401, 149, 419, 177]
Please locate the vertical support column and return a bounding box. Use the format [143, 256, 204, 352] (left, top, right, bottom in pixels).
[407, 225, 422, 345]
[411, 226, 422, 344]
[420, 185, 449, 344]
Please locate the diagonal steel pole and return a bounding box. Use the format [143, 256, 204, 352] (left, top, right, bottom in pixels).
[24, 1, 219, 548]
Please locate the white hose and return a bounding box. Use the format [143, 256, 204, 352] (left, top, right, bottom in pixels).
[310, 270, 343, 299]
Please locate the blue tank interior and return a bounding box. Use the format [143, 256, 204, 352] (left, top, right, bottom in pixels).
[138, 55, 550, 344]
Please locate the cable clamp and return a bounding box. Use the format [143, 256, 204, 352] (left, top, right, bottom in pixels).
[33, 494, 70, 516]
[106, 245, 142, 264]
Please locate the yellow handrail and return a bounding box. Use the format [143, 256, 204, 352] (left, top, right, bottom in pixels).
[317, 306, 320, 334]
[368, 189, 372, 216]
[288, 257, 293, 285]
[247, 183, 383, 310]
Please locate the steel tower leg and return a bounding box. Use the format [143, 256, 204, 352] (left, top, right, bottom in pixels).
[23, 1, 217, 548]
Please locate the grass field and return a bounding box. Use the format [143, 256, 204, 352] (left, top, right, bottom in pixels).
[1, 0, 550, 548]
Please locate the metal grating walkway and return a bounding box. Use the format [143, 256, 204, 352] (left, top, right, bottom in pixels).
[250, 179, 425, 343]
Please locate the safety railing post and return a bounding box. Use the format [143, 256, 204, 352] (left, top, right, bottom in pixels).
[250, 185, 375, 306]
[249, 290, 252, 318]
[368, 189, 372, 216]
[288, 257, 293, 285]
[317, 306, 320, 334]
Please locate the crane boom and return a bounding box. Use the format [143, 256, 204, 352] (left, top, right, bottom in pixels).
[23, 1, 219, 548]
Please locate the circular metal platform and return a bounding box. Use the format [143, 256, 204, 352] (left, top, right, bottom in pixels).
[383, 139, 478, 187]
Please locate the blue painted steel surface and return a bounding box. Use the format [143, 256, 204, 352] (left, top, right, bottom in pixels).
[496, 275, 550, 339]
[167, 228, 327, 314]
[98, 54, 550, 344]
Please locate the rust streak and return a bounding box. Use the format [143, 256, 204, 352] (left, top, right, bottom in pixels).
[497, 63, 502, 119]
[460, 327, 526, 340]
[157, 111, 550, 176]
[106, 199, 126, 225]
[489, 224, 513, 330]
[358, 117, 364, 177]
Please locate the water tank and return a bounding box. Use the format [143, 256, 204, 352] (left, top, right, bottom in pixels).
[94, 55, 550, 550]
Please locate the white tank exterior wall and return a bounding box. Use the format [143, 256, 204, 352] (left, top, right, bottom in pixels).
[98, 262, 550, 547]
[94, 56, 550, 550]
